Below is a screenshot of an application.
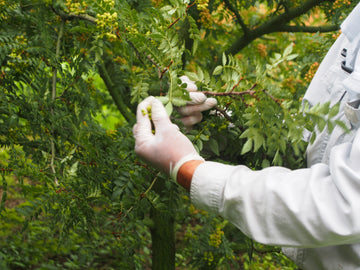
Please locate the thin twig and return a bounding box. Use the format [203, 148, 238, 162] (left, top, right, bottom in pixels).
[50, 20, 65, 186]
[55, 75, 81, 99]
[262, 89, 280, 104]
[214, 105, 232, 121]
[168, 17, 181, 29]
[143, 173, 160, 197]
[168, 2, 196, 29]
[51, 6, 96, 23]
[0, 168, 13, 172]
[230, 77, 244, 92]
[117, 172, 161, 221]
[223, 0, 249, 36]
[200, 83, 258, 97]
[200, 89, 255, 96]
[159, 60, 173, 79]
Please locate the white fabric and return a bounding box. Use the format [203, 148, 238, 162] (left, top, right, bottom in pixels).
[190, 4, 360, 269]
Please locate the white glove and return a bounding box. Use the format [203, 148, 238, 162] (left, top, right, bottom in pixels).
[178, 76, 217, 127]
[133, 96, 204, 179]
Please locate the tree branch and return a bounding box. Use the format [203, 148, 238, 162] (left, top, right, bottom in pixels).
[277, 24, 339, 33]
[200, 83, 257, 96]
[223, 0, 335, 58]
[223, 0, 249, 36]
[51, 6, 96, 23]
[201, 89, 255, 96]
[266, 0, 331, 28]
[98, 62, 136, 124]
[214, 105, 232, 121]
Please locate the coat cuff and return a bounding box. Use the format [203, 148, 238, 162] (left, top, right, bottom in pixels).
[190, 161, 237, 213]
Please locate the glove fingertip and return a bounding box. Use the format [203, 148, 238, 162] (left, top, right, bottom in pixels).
[182, 113, 203, 127]
[136, 96, 155, 118]
[205, 97, 217, 108]
[186, 83, 197, 92]
[188, 92, 206, 105]
[180, 75, 197, 92]
[151, 98, 172, 125]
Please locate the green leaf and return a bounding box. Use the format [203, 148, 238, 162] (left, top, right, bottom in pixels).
[272, 150, 282, 166]
[334, 120, 350, 133]
[239, 129, 250, 139]
[156, 96, 169, 104]
[261, 159, 270, 168]
[329, 103, 340, 118]
[286, 54, 298, 61]
[283, 43, 293, 56]
[199, 134, 209, 141]
[310, 132, 317, 144]
[64, 161, 79, 178]
[209, 138, 219, 156]
[253, 132, 264, 152]
[197, 66, 204, 82]
[165, 102, 173, 116]
[327, 120, 334, 133]
[192, 39, 199, 55]
[317, 118, 326, 132]
[196, 139, 203, 151]
[241, 138, 253, 155]
[222, 52, 227, 66]
[213, 65, 223, 76]
[184, 71, 199, 81]
[87, 186, 101, 198]
[171, 97, 187, 107]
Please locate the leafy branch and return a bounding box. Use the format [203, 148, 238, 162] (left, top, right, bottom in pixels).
[51, 6, 96, 23]
[220, 0, 339, 64]
[200, 84, 257, 97]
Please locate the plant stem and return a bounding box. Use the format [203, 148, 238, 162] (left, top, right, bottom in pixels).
[200, 89, 255, 96]
[51, 20, 64, 186]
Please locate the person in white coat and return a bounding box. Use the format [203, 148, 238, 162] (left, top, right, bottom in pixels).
[133, 4, 360, 269]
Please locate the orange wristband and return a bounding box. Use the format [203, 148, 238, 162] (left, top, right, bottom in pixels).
[176, 160, 204, 192]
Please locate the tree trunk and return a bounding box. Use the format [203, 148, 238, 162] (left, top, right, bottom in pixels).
[150, 177, 175, 270]
[150, 206, 175, 270]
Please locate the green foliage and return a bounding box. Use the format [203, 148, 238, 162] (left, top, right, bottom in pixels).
[0, 0, 355, 269]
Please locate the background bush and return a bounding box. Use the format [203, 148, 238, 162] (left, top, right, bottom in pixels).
[0, 0, 358, 269]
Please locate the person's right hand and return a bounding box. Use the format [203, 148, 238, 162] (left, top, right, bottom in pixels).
[133, 96, 204, 179]
[178, 76, 217, 127]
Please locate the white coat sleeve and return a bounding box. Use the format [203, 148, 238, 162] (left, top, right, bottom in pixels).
[190, 128, 360, 248]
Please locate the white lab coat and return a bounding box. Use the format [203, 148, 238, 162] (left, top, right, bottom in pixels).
[190, 4, 360, 269]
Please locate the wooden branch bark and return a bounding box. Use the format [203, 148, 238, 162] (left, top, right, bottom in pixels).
[221, 0, 337, 61]
[51, 6, 96, 23]
[223, 0, 249, 36]
[98, 62, 136, 124]
[277, 24, 339, 33]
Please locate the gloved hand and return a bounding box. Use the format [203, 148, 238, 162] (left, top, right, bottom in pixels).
[178, 76, 217, 127]
[133, 96, 204, 179]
